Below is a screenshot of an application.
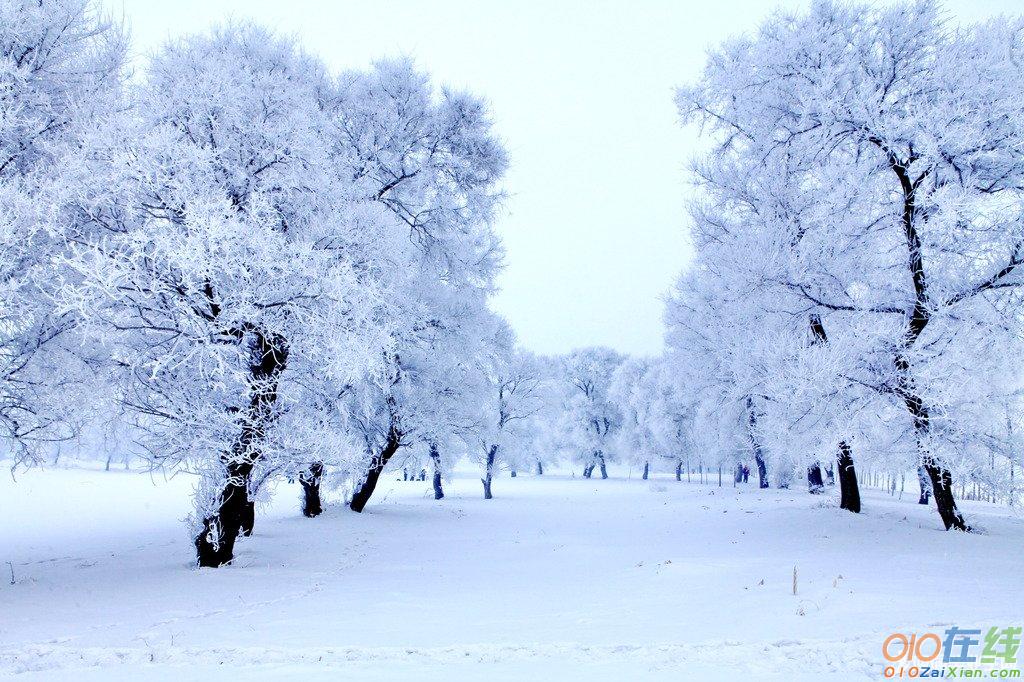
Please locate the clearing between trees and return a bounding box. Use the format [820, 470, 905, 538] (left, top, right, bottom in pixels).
[1, 466, 1019, 681]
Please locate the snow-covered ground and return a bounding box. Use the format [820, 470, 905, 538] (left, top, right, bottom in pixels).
[1, 467, 1021, 680]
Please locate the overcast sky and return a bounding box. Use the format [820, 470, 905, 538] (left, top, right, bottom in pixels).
[105, 0, 1020, 357]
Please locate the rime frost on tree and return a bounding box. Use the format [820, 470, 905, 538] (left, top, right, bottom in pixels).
[0, 0, 125, 464]
[667, 0, 1024, 524]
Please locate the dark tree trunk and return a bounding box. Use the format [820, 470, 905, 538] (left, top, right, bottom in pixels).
[536, 461, 543, 476]
[300, 461, 324, 518]
[432, 469, 444, 499]
[923, 460, 969, 531]
[734, 463, 744, 484]
[825, 463, 835, 485]
[837, 441, 860, 513]
[642, 461, 649, 480]
[675, 461, 682, 481]
[746, 398, 770, 489]
[806, 315, 839, 497]
[240, 499, 255, 536]
[807, 464, 825, 494]
[402, 468, 409, 481]
[917, 466, 932, 505]
[885, 154, 969, 531]
[195, 330, 288, 568]
[482, 444, 497, 499]
[350, 429, 402, 513]
[419, 469, 426, 481]
[510, 469, 517, 478]
[430, 444, 444, 500]
[195, 469, 249, 568]
[897, 357, 968, 530]
[753, 454, 770, 485]
[598, 453, 608, 479]
[583, 464, 594, 478]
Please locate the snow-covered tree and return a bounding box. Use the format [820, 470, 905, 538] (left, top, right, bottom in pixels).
[322, 59, 509, 513]
[610, 357, 661, 479]
[499, 353, 560, 477]
[58, 25, 382, 566]
[0, 0, 124, 465]
[558, 347, 625, 479]
[643, 362, 690, 481]
[675, 0, 1024, 529]
[466, 330, 547, 499]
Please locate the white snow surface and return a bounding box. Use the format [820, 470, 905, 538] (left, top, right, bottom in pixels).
[1, 467, 1021, 680]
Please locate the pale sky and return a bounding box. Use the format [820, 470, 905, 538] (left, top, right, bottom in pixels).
[104, 0, 1020, 357]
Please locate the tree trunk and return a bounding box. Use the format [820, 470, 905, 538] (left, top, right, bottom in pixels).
[598, 453, 608, 479]
[886, 157, 969, 531]
[746, 398, 770, 489]
[350, 429, 402, 513]
[430, 444, 444, 500]
[825, 463, 835, 485]
[300, 461, 324, 518]
[536, 461, 543, 476]
[675, 460, 682, 481]
[432, 469, 444, 499]
[807, 464, 825, 494]
[195, 330, 287, 568]
[808, 316, 840, 496]
[482, 444, 497, 499]
[837, 441, 860, 513]
[510, 469, 517, 478]
[195, 466, 249, 568]
[240, 498, 255, 536]
[917, 466, 932, 505]
[923, 460, 969, 531]
[642, 461, 649, 480]
[753, 454, 770, 485]
[897, 357, 968, 530]
[583, 464, 594, 478]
